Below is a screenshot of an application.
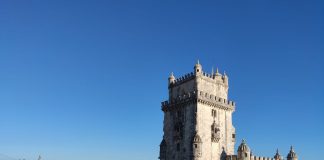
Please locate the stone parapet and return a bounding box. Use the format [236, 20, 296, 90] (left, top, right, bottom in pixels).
[251, 156, 274, 160]
[169, 71, 228, 88]
[169, 72, 195, 88]
[161, 90, 235, 111]
[226, 155, 274, 160]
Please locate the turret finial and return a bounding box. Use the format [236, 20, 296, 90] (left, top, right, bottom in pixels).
[194, 59, 202, 74]
[274, 148, 282, 159]
[215, 67, 222, 76]
[287, 145, 297, 159]
[168, 72, 175, 84]
[211, 66, 214, 75]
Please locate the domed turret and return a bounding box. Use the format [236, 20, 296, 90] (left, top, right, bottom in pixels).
[215, 67, 221, 76]
[193, 133, 202, 158]
[194, 60, 202, 74]
[222, 71, 228, 85]
[287, 146, 298, 160]
[238, 139, 250, 152]
[168, 72, 175, 85]
[274, 149, 282, 160]
[237, 139, 251, 160]
[159, 139, 167, 160]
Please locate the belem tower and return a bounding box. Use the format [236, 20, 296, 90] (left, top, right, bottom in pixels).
[159, 61, 298, 160]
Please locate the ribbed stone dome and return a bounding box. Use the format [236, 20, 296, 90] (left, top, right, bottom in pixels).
[274, 149, 282, 159]
[287, 146, 297, 159]
[237, 139, 250, 152]
[193, 134, 202, 143]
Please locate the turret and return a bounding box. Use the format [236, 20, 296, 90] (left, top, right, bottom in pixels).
[237, 139, 251, 160]
[159, 139, 167, 160]
[213, 67, 221, 79]
[168, 72, 175, 85]
[274, 149, 282, 160]
[287, 146, 298, 160]
[193, 133, 202, 159]
[222, 71, 228, 85]
[194, 60, 202, 74]
[220, 147, 227, 160]
[215, 67, 221, 76]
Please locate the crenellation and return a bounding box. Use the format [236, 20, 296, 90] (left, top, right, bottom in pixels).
[251, 156, 273, 160]
[171, 72, 195, 87]
[162, 90, 235, 112]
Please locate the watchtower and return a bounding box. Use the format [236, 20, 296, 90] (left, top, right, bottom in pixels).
[160, 61, 236, 160]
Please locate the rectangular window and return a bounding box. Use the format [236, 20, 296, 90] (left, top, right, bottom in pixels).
[177, 143, 180, 151]
[211, 109, 217, 118]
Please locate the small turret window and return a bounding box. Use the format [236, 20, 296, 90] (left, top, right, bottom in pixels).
[193, 134, 202, 157]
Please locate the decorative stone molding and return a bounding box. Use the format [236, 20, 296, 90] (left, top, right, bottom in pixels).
[211, 121, 221, 143]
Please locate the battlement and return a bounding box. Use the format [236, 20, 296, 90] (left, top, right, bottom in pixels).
[226, 155, 274, 160]
[161, 90, 235, 111]
[169, 70, 228, 87]
[171, 72, 195, 87]
[197, 90, 235, 106]
[251, 156, 274, 160]
[169, 64, 228, 87]
[161, 90, 197, 107]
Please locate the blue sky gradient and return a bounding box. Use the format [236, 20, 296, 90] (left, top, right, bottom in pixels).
[0, 0, 323, 160]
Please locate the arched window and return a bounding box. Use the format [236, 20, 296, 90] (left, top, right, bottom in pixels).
[211, 109, 217, 118]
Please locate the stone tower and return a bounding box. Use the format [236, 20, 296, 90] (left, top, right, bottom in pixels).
[237, 140, 251, 160]
[287, 146, 298, 160]
[274, 149, 282, 160]
[160, 61, 236, 160]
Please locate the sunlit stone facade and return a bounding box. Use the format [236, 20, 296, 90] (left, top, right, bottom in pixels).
[159, 62, 297, 160]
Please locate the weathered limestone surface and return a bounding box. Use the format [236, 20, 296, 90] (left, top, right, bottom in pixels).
[159, 62, 297, 160]
[160, 62, 235, 160]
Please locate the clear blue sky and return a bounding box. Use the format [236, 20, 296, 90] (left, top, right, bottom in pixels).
[0, 0, 323, 160]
